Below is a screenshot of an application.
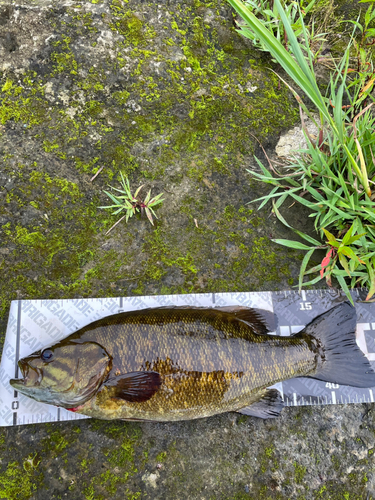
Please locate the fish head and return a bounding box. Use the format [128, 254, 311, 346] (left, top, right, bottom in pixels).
[10, 341, 112, 409]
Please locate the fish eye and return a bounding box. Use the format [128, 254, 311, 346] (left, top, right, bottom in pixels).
[41, 349, 54, 362]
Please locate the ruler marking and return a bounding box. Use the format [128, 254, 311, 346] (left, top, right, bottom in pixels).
[293, 393, 297, 406]
[331, 391, 336, 404]
[14, 300, 21, 381]
[370, 389, 374, 403]
[12, 300, 22, 424]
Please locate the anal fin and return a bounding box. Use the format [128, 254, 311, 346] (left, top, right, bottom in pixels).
[236, 389, 284, 419]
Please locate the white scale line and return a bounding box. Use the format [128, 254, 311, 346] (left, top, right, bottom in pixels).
[370, 389, 374, 403]
[331, 391, 336, 404]
[293, 393, 297, 406]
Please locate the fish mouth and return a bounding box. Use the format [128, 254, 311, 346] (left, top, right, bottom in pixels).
[10, 360, 42, 389]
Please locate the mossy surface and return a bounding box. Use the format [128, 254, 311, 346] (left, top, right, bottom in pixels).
[0, 0, 372, 499]
[0, 0, 301, 327]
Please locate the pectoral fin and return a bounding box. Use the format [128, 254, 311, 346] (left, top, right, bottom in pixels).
[103, 371, 161, 403]
[236, 389, 284, 419]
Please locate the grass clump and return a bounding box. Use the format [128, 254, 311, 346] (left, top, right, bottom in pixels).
[228, 0, 375, 303]
[236, 0, 320, 59]
[100, 172, 164, 233]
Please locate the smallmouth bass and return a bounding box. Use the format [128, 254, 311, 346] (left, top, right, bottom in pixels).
[10, 302, 375, 420]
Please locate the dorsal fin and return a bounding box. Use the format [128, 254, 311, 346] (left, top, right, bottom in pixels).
[216, 306, 277, 334]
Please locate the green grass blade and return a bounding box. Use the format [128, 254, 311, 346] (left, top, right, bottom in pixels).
[335, 274, 354, 305]
[299, 248, 315, 292]
[103, 191, 122, 205]
[299, 274, 323, 286]
[366, 260, 375, 300]
[111, 207, 125, 215]
[288, 192, 317, 209]
[272, 201, 322, 245]
[318, 201, 354, 220]
[272, 239, 313, 250]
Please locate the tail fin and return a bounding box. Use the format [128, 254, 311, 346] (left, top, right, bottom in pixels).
[302, 302, 375, 388]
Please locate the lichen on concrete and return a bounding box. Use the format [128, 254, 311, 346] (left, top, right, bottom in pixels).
[0, 0, 374, 499]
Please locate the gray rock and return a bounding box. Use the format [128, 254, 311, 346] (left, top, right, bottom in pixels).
[275, 114, 320, 159]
